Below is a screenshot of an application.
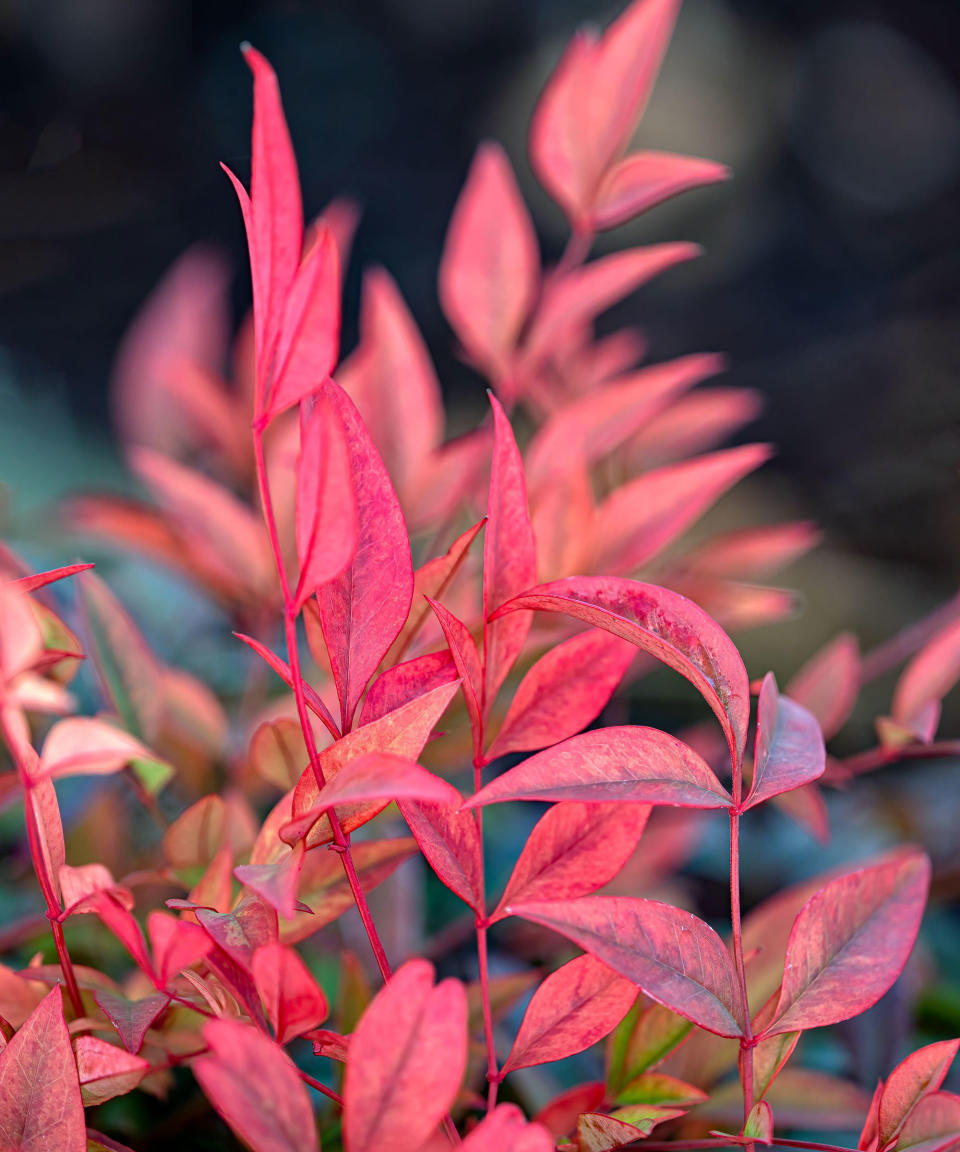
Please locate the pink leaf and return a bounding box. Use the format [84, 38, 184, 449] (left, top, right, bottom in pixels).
[879, 1040, 960, 1150]
[487, 631, 635, 759]
[460, 1104, 554, 1152]
[294, 388, 356, 607]
[501, 954, 638, 1074]
[195, 1017, 319, 1152]
[469, 726, 732, 810]
[493, 801, 650, 920]
[234, 631, 340, 739]
[281, 752, 452, 844]
[0, 987, 85, 1152]
[267, 225, 341, 418]
[74, 1035, 149, 1106]
[525, 244, 699, 366]
[92, 989, 169, 1054]
[398, 780, 484, 913]
[893, 1091, 960, 1152]
[484, 394, 537, 711]
[592, 150, 729, 230]
[892, 616, 960, 741]
[745, 673, 825, 809]
[786, 634, 861, 742]
[359, 650, 457, 727]
[315, 380, 414, 729]
[0, 582, 43, 683]
[764, 848, 930, 1036]
[252, 942, 329, 1045]
[196, 894, 278, 975]
[241, 45, 303, 383]
[11, 563, 94, 594]
[439, 142, 539, 382]
[689, 521, 820, 582]
[490, 576, 750, 766]
[92, 893, 154, 981]
[343, 959, 467, 1152]
[592, 444, 771, 573]
[506, 896, 745, 1037]
[427, 598, 483, 757]
[37, 717, 158, 782]
[234, 841, 310, 921]
[630, 385, 763, 466]
[147, 912, 212, 988]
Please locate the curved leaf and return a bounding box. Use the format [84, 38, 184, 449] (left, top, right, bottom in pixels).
[745, 673, 825, 809]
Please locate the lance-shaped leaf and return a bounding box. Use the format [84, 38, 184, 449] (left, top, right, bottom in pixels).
[340, 267, 443, 497]
[398, 780, 483, 914]
[359, 650, 457, 727]
[195, 1018, 319, 1152]
[606, 1000, 693, 1094]
[294, 389, 356, 607]
[343, 959, 467, 1152]
[763, 848, 930, 1037]
[252, 942, 329, 1044]
[487, 631, 635, 759]
[74, 1036, 149, 1106]
[460, 1104, 554, 1152]
[615, 1072, 707, 1108]
[592, 444, 771, 573]
[892, 1092, 960, 1152]
[745, 673, 825, 809]
[493, 801, 650, 920]
[631, 386, 762, 466]
[878, 1040, 960, 1150]
[525, 244, 699, 365]
[484, 394, 537, 712]
[12, 562, 94, 594]
[689, 521, 820, 581]
[469, 726, 732, 811]
[93, 989, 169, 1054]
[502, 955, 637, 1075]
[29, 776, 66, 903]
[315, 380, 414, 729]
[289, 680, 458, 848]
[507, 896, 745, 1037]
[384, 518, 485, 666]
[439, 142, 538, 382]
[592, 151, 729, 230]
[786, 633, 860, 742]
[282, 751, 450, 844]
[0, 987, 85, 1152]
[427, 597, 483, 756]
[267, 225, 341, 418]
[892, 616, 960, 741]
[36, 717, 162, 782]
[490, 577, 750, 765]
[234, 631, 340, 739]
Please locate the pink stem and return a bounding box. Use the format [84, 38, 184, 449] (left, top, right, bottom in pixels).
[729, 763, 755, 1142]
[299, 1069, 344, 1106]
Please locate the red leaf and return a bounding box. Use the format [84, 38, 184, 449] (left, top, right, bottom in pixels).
[592, 444, 771, 573]
[470, 726, 732, 810]
[315, 380, 414, 729]
[502, 954, 637, 1074]
[195, 1017, 318, 1152]
[878, 1041, 960, 1150]
[240, 45, 303, 385]
[525, 244, 699, 366]
[745, 673, 825, 809]
[491, 576, 750, 766]
[234, 841, 309, 921]
[12, 563, 94, 594]
[893, 1091, 960, 1152]
[234, 631, 340, 739]
[0, 987, 85, 1152]
[592, 150, 729, 230]
[893, 616, 960, 741]
[487, 631, 635, 759]
[289, 680, 458, 848]
[460, 1104, 554, 1152]
[281, 752, 452, 845]
[507, 896, 745, 1037]
[267, 225, 341, 417]
[147, 912, 212, 987]
[359, 650, 457, 727]
[196, 894, 278, 975]
[493, 801, 650, 919]
[786, 634, 861, 742]
[294, 389, 356, 607]
[398, 780, 484, 914]
[92, 989, 169, 1054]
[764, 848, 930, 1036]
[533, 1081, 606, 1138]
[74, 1035, 149, 1106]
[439, 142, 538, 382]
[427, 598, 483, 757]
[343, 959, 467, 1152]
[340, 267, 443, 496]
[252, 942, 329, 1045]
[484, 395, 537, 711]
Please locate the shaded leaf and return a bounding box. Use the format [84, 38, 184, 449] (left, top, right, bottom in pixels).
[92, 989, 169, 1055]
[745, 673, 825, 809]
[606, 1000, 693, 1094]
[252, 942, 329, 1044]
[359, 650, 457, 727]
[398, 780, 484, 914]
[426, 598, 483, 757]
[894, 1092, 960, 1152]
[893, 616, 960, 741]
[74, 1036, 149, 1106]
[786, 633, 861, 742]
[879, 1040, 960, 1150]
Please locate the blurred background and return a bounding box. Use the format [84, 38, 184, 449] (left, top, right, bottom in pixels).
[0, 0, 958, 669]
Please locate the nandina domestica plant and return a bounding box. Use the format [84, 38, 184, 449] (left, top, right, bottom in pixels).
[2, 1, 960, 1150]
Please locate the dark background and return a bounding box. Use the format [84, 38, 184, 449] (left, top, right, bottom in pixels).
[1, 0, 959, 580]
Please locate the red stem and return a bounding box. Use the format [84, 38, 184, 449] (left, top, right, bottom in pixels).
[838, 739, 960, 778]
[299, 1069, 343, 1106]
[729, 757, 755, 1143]
[252, 422, 393, 985]
[859, 592, 960, 684]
